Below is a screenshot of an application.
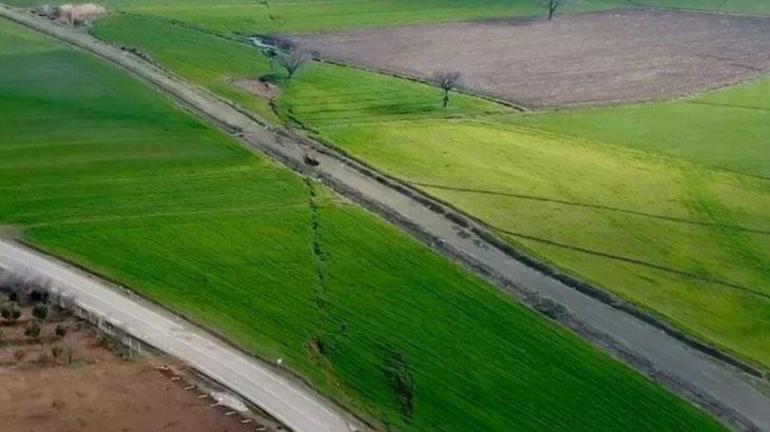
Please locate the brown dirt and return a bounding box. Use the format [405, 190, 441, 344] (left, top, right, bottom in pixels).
[290, 9, 770, 107]
[0, 302, 265, 432]
[230, 78, 280, 100]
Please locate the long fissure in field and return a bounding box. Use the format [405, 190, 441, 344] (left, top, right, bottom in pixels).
[0, 18, 724, 432]
[88, 12, 770, 369]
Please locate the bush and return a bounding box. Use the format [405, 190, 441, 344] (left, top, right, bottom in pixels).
[30, 290, 49, 304]
[1, 303, 21, 322]
[24, 321, 41, 340]
[32, 303, 49, 321]
[51, 345, 63, 360]
[14, 349, 26, 362]
[55, 324, 67, 338]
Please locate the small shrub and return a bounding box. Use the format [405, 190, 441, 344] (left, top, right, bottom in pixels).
[30, 290, 49, 304]
[55, 324, 67, 338]
[13, 349, 26, 362]
[51, 345, 63, 360]
[1, 302, 21, 322]
[64, 345, 74, 364]
[32, 303, 49, 321]
[24, 320, 41, 340]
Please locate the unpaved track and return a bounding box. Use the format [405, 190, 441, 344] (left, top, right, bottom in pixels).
[2, 6, 770, 431]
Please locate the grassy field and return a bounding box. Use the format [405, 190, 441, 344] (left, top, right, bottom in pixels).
[321, 119, 770, 367]
[511, 77, 770, 178]
[7, 0, 623, 34]
[0, 17, 727, 432]
[91, 13, 507, 125]
[631, 0, 770, 14]
[86, 9, 770, 369]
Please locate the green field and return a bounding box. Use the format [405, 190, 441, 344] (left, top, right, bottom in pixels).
[290, 68, 770, 368]
[631, 0, 770, 14]
[9, 0, 770, 38]
[511, 78, 770, 178]
[90, 13, 507, 125]
[322, 119, 770, 367]
[85, 8, 770, 369]
[7, 0, 623, 34]
[0, 17, 727, 432]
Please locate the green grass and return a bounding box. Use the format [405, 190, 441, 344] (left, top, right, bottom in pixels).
[93, 13, 280, 122]
[86, 8, 770, 371]
[319, 119, 770, 367]
[91, 14, 507, 125]
[510, 78, 770, 178]
[630, 0, 770, 14]
[0, 18, 725, 432]
[7, 0, 622, 34]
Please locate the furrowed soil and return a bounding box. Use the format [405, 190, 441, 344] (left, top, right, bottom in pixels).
[292, 9, 770, 106]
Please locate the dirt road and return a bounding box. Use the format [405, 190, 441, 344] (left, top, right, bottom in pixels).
[1, 5, 770, 431]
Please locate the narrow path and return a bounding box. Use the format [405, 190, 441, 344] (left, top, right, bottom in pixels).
[2, 5, 770, 431]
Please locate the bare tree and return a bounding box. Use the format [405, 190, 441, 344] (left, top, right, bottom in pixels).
[432, 71, 463, 108]
[538, 0, 578, 20]
[277, 48, 311, 79]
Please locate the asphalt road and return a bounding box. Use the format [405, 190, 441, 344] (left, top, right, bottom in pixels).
[0, 241, 360, 432]
[2, 5, 770, 431]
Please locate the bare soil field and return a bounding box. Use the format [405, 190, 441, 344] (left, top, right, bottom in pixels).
[0, 294, 270, 432]
[291, 9, 770, 106]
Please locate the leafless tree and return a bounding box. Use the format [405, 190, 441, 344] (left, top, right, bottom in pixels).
[432, 71, 463, 108]
[277, 48, 311, 79]
[538, 0, 579, 20]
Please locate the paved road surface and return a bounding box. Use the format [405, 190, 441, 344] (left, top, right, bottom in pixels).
[0, 241, 360, 432]
[2, 5, 770, 431]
